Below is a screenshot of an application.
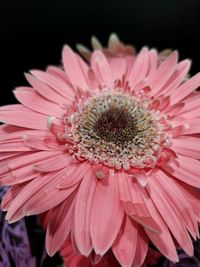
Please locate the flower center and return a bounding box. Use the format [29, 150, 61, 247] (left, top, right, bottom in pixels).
[63, 89, 171, 170]
[94, 107, 137, 144]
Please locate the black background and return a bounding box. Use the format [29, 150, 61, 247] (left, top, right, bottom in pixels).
[0, 0, 200, 106]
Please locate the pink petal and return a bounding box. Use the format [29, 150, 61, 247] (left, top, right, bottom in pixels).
[53, 162, 91, 189]
[22, 134, 54, 151]
[181, 119, 200, 134]
[62, 45, 88, 89]
[158, 59, 191, 97]
[153, 169, 199, 239]
[0, 151, 23, 161]
[1, 182, 28, 210]
[126, 56, 135, 77]
[176, 92, 200, 119]
[90, 171, 124, 255]
[165, 103, 184, 117]
[132, 228, 148, 267]
[91, 50, 114, 88]
[25, 74, 66, 105]
[170, 72, 200, 105]
[0, 105, 48, 130]
[148, 177, 194, 256]
[76, 54, 90, 83]
[7, 150, 62, 171]
[73, 169, 96, 256]
[112, 216, 137, 267]
[5, 166, 79, 222]
[149, 51, 178, 96]
[178, 182, 200, 223]
[118, 172, 160, 233]
[34, 153, 72, 172]
[14, 87, 63, 118]
[162, 155, 200, 187]
[87, 69, 100, 88]
[46, 190, 76, 256]
[109, 58, 127, 81]
[142, 190, 178, 262]
[0, 104, 25, 112]
[47, 66, 72, 85]
[147, 49, 158, 77]
[172, 136, 200, 159]
[30, 70, 74, 101]
[0, 140, 34, 152]
[127, 47, 149, 87]
[0, 166, 37, 186]
[0, 126, 48, 141]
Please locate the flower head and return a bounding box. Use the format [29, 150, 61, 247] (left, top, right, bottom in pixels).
[1, 34, 200, 267]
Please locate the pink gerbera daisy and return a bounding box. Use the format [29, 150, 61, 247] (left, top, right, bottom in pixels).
[1, 33, 200, 267]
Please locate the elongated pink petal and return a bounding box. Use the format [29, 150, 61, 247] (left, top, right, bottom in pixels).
[7, 150, 62, 170]
[22, 134, 54, 151]
[90, 171, 124, 255]
[177, 182, 200, 222]
[0, 126, 49, 141]
[109, 58, 127, 81]
[47, 66, 72, 84]
[172, 136, 200, 158]
[25, 74, 67, 105]
[30, 70, 74, 101]
[56, 162, 91, 189]
[62, 45, 88, 89]
[142, 190, 178, 262]
[164, 102, 184, 117]
[149, 51, 178, 96]
[0, 151, 23, 161]
[46, 190, 76, 256]
[14, 87, 63, 118]
[0, 166, 37, 186]
[112, 216, 137, 267]
[0, 140, 34, 152]
[146, 49, 158, 77]
[1, 182, 28, 210]
[76, 54, 90, 82]
[91, 50, 114, 88]
[5, 167, 79, 222]
[127, 47, 149, 87]
[179, 92, 200, 112]
[176, 91, 200, 118]
[148, 176, 194, 256]
[170, 72, 200, 105]
[158, 59, 191, 96]
[162, 155, 200, 187]
[34, 153, 72, 172]
[0, 104, 25, 112]
[181, 119, 200, 134]
[87, 69, 100, 88]
[118, 172, 160, 233]
[73, 169, 96, 256]
[132, 227, 148, 267]
[153, 169, 198, 238]
[0, 105, 48, 130]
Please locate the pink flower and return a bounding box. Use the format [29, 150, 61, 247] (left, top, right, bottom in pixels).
[1, 33, 200, 267]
